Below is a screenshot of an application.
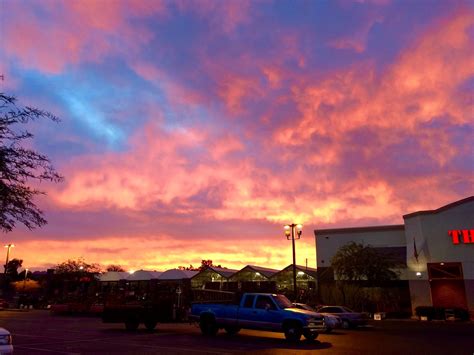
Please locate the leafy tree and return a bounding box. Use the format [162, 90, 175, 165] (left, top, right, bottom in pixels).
[331, 242, 399, 282]
[54, 258, 101, 274]
[0, 93, 63, 232]
[330, 242, 400, 308]
[106, 264, 125, 272]
[5, 258, 23, 279]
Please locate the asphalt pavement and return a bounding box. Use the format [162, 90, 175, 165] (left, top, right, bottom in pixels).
[1, 310, 473, 354]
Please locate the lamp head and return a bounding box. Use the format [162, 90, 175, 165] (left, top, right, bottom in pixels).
[296, 224, 303, 239]
[284, 225, 291, 239]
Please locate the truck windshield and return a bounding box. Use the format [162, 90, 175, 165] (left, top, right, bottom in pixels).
[273, 295, 293, 309]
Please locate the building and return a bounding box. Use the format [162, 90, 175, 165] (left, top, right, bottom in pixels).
[190, 266, 239, 290]
[315, 196, 474, 318]
[271, 264, 317, 296]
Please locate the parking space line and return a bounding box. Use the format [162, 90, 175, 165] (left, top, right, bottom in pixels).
[13, 334, 234, 354]
[17, 338, 235, 355]
[14, 345, 80, 354]
[117, 345, 233, 354]
[99, 339, 235, 354]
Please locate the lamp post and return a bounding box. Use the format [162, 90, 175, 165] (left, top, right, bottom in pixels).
[284, 224, 302, 301]
[4, 244, 15, 275]
[23, 268, 28, 291]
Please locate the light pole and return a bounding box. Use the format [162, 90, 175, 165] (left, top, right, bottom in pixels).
[284, 224, 302, 301]
[4, 244, 15, 275]
[23, 268, 28, 291]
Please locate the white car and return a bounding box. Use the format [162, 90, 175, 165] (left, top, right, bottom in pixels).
[0, 328, 13, 354]
[293, 303, 341, 333]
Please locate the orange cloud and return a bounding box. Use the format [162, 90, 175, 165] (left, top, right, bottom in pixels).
[17, 234, 318, 272]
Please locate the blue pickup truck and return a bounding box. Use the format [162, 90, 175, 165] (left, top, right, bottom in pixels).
[190, 293, 326, 341]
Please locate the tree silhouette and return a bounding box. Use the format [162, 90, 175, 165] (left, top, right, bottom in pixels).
[106, 264, 125, 272]
[54, 258, 101, 274]
[0, 93, 63, 232]
[5, 258, 23, 279]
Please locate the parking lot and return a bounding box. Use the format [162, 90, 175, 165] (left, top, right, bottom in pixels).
[1, 310, 473, 354]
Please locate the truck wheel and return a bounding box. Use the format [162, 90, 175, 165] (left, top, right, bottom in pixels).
[200, 315, 218, 336]
[224, 326, 241, 335]
[284, 322, 302, 342]
[125, 316, 139, 331]
[303, 330, 319, 341]
[144, 320, 157, 331]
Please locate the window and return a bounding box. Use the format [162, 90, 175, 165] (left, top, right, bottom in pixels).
[274, 294, 292, 309]
[255, 295, 276, 310]
[243, 295, 255, 308]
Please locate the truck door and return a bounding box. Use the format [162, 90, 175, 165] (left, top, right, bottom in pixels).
[252, 295, 282, 331]
[237, 294, 256, 328]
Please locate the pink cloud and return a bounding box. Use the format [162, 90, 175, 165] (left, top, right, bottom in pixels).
[176, 0, 252, 34]
[217, 74, 264, 114]
[6, 3, 472, 272]
[277, 10, 473, 152]
[130, 60, 208, 107]
[3, 0, 166, 73]
[48, 4, 473, 229]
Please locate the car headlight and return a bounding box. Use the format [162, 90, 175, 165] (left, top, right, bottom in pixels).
[307, 317, 324, 326]
[0, 334, 12, 345]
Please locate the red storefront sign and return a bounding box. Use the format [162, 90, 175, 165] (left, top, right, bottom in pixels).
[448, 230, 474, 244]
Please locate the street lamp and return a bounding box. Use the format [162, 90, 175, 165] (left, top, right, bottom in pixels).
[4, 244, 15, 275]
[23, 268, 28, 291]
[284, 224, 302, 300]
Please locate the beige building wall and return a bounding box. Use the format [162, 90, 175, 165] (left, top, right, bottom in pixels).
[315, 226, 406, 271]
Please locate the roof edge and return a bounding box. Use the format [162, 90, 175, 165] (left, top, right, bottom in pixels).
[315, 224, 404, 235]
[403, 196, 474, 219]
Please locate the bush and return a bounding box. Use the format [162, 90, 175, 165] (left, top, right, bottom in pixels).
[385, 311, 412, 319]
[415, 306, 469, 321]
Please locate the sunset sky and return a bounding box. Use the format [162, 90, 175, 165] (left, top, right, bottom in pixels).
[1, 0, 473, 272]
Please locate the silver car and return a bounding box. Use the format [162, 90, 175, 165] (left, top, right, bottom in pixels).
[316, 306, 369, 329]
[293, 303, 341, 333]
[0, 328, 13, 354]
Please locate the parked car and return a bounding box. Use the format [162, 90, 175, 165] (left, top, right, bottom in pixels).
[0, 299, 9, 310]
[190, 293, 326, 341]
[293, 303, 341, 333]
[316, 306, 369, 329]
[0, 328, 13, 354]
